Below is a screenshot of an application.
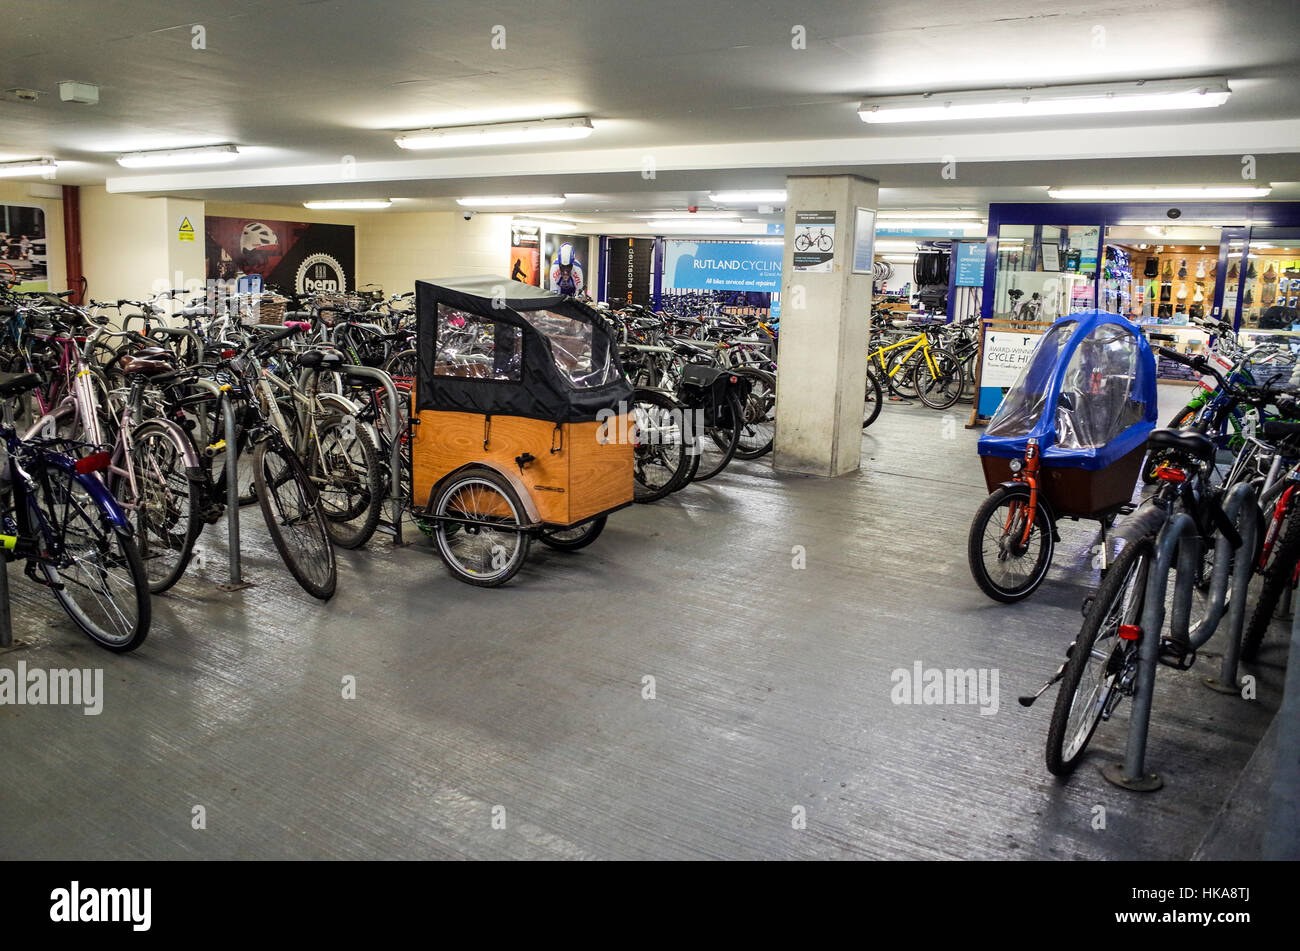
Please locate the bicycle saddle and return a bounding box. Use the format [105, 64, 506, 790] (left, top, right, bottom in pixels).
[0, 370, 41, 397]
[119, 347, 178, 375]
[1146, 428, 1215, 461]
[295, 349, 344, 370]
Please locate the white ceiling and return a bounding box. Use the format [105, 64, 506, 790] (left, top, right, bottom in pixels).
[2, 0, 1298, 219]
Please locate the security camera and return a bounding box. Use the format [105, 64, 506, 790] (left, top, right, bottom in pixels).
[463, 210, 476, 221]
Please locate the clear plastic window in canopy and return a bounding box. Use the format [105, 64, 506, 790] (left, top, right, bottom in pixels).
[1054, 322, 1145, 450]
[520, 309, 621, 389]
[434, 303, 521, 381]
[985, 320, 1078, 438]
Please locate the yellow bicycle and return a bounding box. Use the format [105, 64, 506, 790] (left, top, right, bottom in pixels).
[867, 329, 965, 410]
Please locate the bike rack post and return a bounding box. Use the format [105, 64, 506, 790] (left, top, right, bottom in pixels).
[1102, 512, 1198, 792]
[187, 378, 247, 589]
[1206, 482, 1261, 694]
[0, 547, 11, 649]
[339, 364, 404, 545]
[144, 325, 205, 366]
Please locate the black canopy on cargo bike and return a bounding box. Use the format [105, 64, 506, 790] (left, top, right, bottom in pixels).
[415, 275, 631, 422]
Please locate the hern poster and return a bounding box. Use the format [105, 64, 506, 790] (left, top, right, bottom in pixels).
[205, 216, 355, 295]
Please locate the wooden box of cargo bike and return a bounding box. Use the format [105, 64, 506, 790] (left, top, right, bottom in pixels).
[410, 276, 634, 530]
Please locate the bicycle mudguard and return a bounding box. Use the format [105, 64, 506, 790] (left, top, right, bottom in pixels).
[40, 452, 132, 533]
[995, 480, 1062, 542]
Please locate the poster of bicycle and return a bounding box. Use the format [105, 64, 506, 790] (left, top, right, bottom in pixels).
[792, 210, 835, 272]
[0, 203, 48, 291]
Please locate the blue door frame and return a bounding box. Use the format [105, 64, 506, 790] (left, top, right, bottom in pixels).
[981, 202, 1300, 330]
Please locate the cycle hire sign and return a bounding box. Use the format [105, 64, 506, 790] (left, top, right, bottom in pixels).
[792, 210, 836, 273]
[974, 320, 1053, 422]
[664, 240, 783, 292]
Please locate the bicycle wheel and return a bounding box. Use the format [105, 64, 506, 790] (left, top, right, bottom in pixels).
[913, 347, 965, 410]
[693, 390, 743, 482]
[1241, 502, 1300, 660]
[540, 515, 607, 551]
[1046, 536, 1152, 776]
[631, 388, 692, 502]
[252, 439, 337, 600]
[884, 350, 921, 399]
[116, 421, 202, 593]
[432, 466, 530, 586]
[312, 413, 384, 549]
[862, 367, 883, 429]
[728, 367, 777, 458]
[27, 466, 151, 652]
[967, 484, 1055, 602]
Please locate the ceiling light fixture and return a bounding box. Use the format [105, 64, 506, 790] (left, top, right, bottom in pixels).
[641, 211, 741, 219]
[456, 195, 567, 207]
[0, 158, 57, 178]
[707, 190, 787, 204]
[877, 210, 984, 220]
[116, 145, 239, 168]
[395, 117, 593, 150]
[303, 199, 392, 210]
[860, 77, 1230, 124]
[1050, 185, 1271, 200]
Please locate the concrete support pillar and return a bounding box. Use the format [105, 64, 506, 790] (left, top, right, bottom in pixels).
[773, 175, 877, 476]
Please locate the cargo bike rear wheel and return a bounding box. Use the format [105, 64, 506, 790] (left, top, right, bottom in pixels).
[430, 466, 532, 587]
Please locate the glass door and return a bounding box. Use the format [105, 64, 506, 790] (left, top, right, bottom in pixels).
[1235, 228, 1300, 349]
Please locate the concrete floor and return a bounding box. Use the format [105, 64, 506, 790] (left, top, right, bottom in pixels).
[0, 386, 1291, 860]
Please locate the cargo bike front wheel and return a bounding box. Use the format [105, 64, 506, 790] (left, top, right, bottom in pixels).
[968, 484, 1055, 602]
[431, 466, 532, 587]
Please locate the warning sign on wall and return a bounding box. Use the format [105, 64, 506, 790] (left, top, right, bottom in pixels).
[178, 217, 196, 242]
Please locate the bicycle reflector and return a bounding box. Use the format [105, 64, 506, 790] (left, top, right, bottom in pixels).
[221, 349, 236, 359]
[1154, 463, 1187, 483]
[74, 451, 111, 475]
[1118, 624, 1141, 641]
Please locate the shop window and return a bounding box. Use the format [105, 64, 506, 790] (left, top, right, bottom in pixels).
[434, 304, 521, 381]
[992, 224, 1099, 320]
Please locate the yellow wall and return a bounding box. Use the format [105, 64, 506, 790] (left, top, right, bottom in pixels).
[357, 212, 512, 295]
[0, 181, 66, 291]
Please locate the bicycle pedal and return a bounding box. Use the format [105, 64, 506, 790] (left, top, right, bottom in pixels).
[1157, 639, 1197, 670]
[1080, 595, 1094, 618]
[199, 504, 225, 525]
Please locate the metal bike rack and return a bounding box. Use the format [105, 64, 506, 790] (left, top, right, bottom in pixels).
[1103, 482, 1259, 791]
[339, 364, 404, 545]
[0, 542, 11, 649]
[187, 378, 249, 590]
[142, 325, 205, 366]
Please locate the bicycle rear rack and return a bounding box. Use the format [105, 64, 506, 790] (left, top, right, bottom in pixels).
[1103, 481, 1259, 791]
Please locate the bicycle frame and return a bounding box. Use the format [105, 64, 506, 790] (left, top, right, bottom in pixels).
[869, 333, 941, 381]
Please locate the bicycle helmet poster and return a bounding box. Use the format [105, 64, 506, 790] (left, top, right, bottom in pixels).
[541, 233, 588, 296]
[791, 210, 836, 272]
[204, 216, 355, 295]
[509, 222, 541, 286]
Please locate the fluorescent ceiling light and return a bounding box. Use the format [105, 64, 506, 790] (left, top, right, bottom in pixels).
[707, 190, 787, 204]
[0, 158, 57, 178]
[1049, 185, 1271, 200]
[647, 219, 752, 227]
[303, 199, 392, 210]
[878, 210, 984, 219]
[878, 220, 985, 230]
[457, 195, 566, 207]
[873, 239, 924, 251]
[860, 77, 1230, 124]
[116, 145, 240, 168]
[641, 211, 740, 219]
[395, 117, 593, 150]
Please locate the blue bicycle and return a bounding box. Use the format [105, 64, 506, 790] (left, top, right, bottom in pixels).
[1, 369, 151, 652]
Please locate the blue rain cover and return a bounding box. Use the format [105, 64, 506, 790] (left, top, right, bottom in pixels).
[978, 310, 1157, 471]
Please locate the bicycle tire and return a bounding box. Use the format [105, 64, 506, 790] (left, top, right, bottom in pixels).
[1241, 501, 1300, 661]
[1046, 535, 1152, 776]
[114, 420, 203, 593]
[253, 439, 337, 600]
[863, 367, 883, 429]
[540, 515, 607, 551]
[913, 347, 965, 410]
[728, 367, 777, 458]
[967, 484, 1055, 602]
[312, 413, 384, 549]
[693, 389, 744, 482]
[432, 466, 531, 586]
[27, 468, 151, 652]
[631, 388, 692, 502]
